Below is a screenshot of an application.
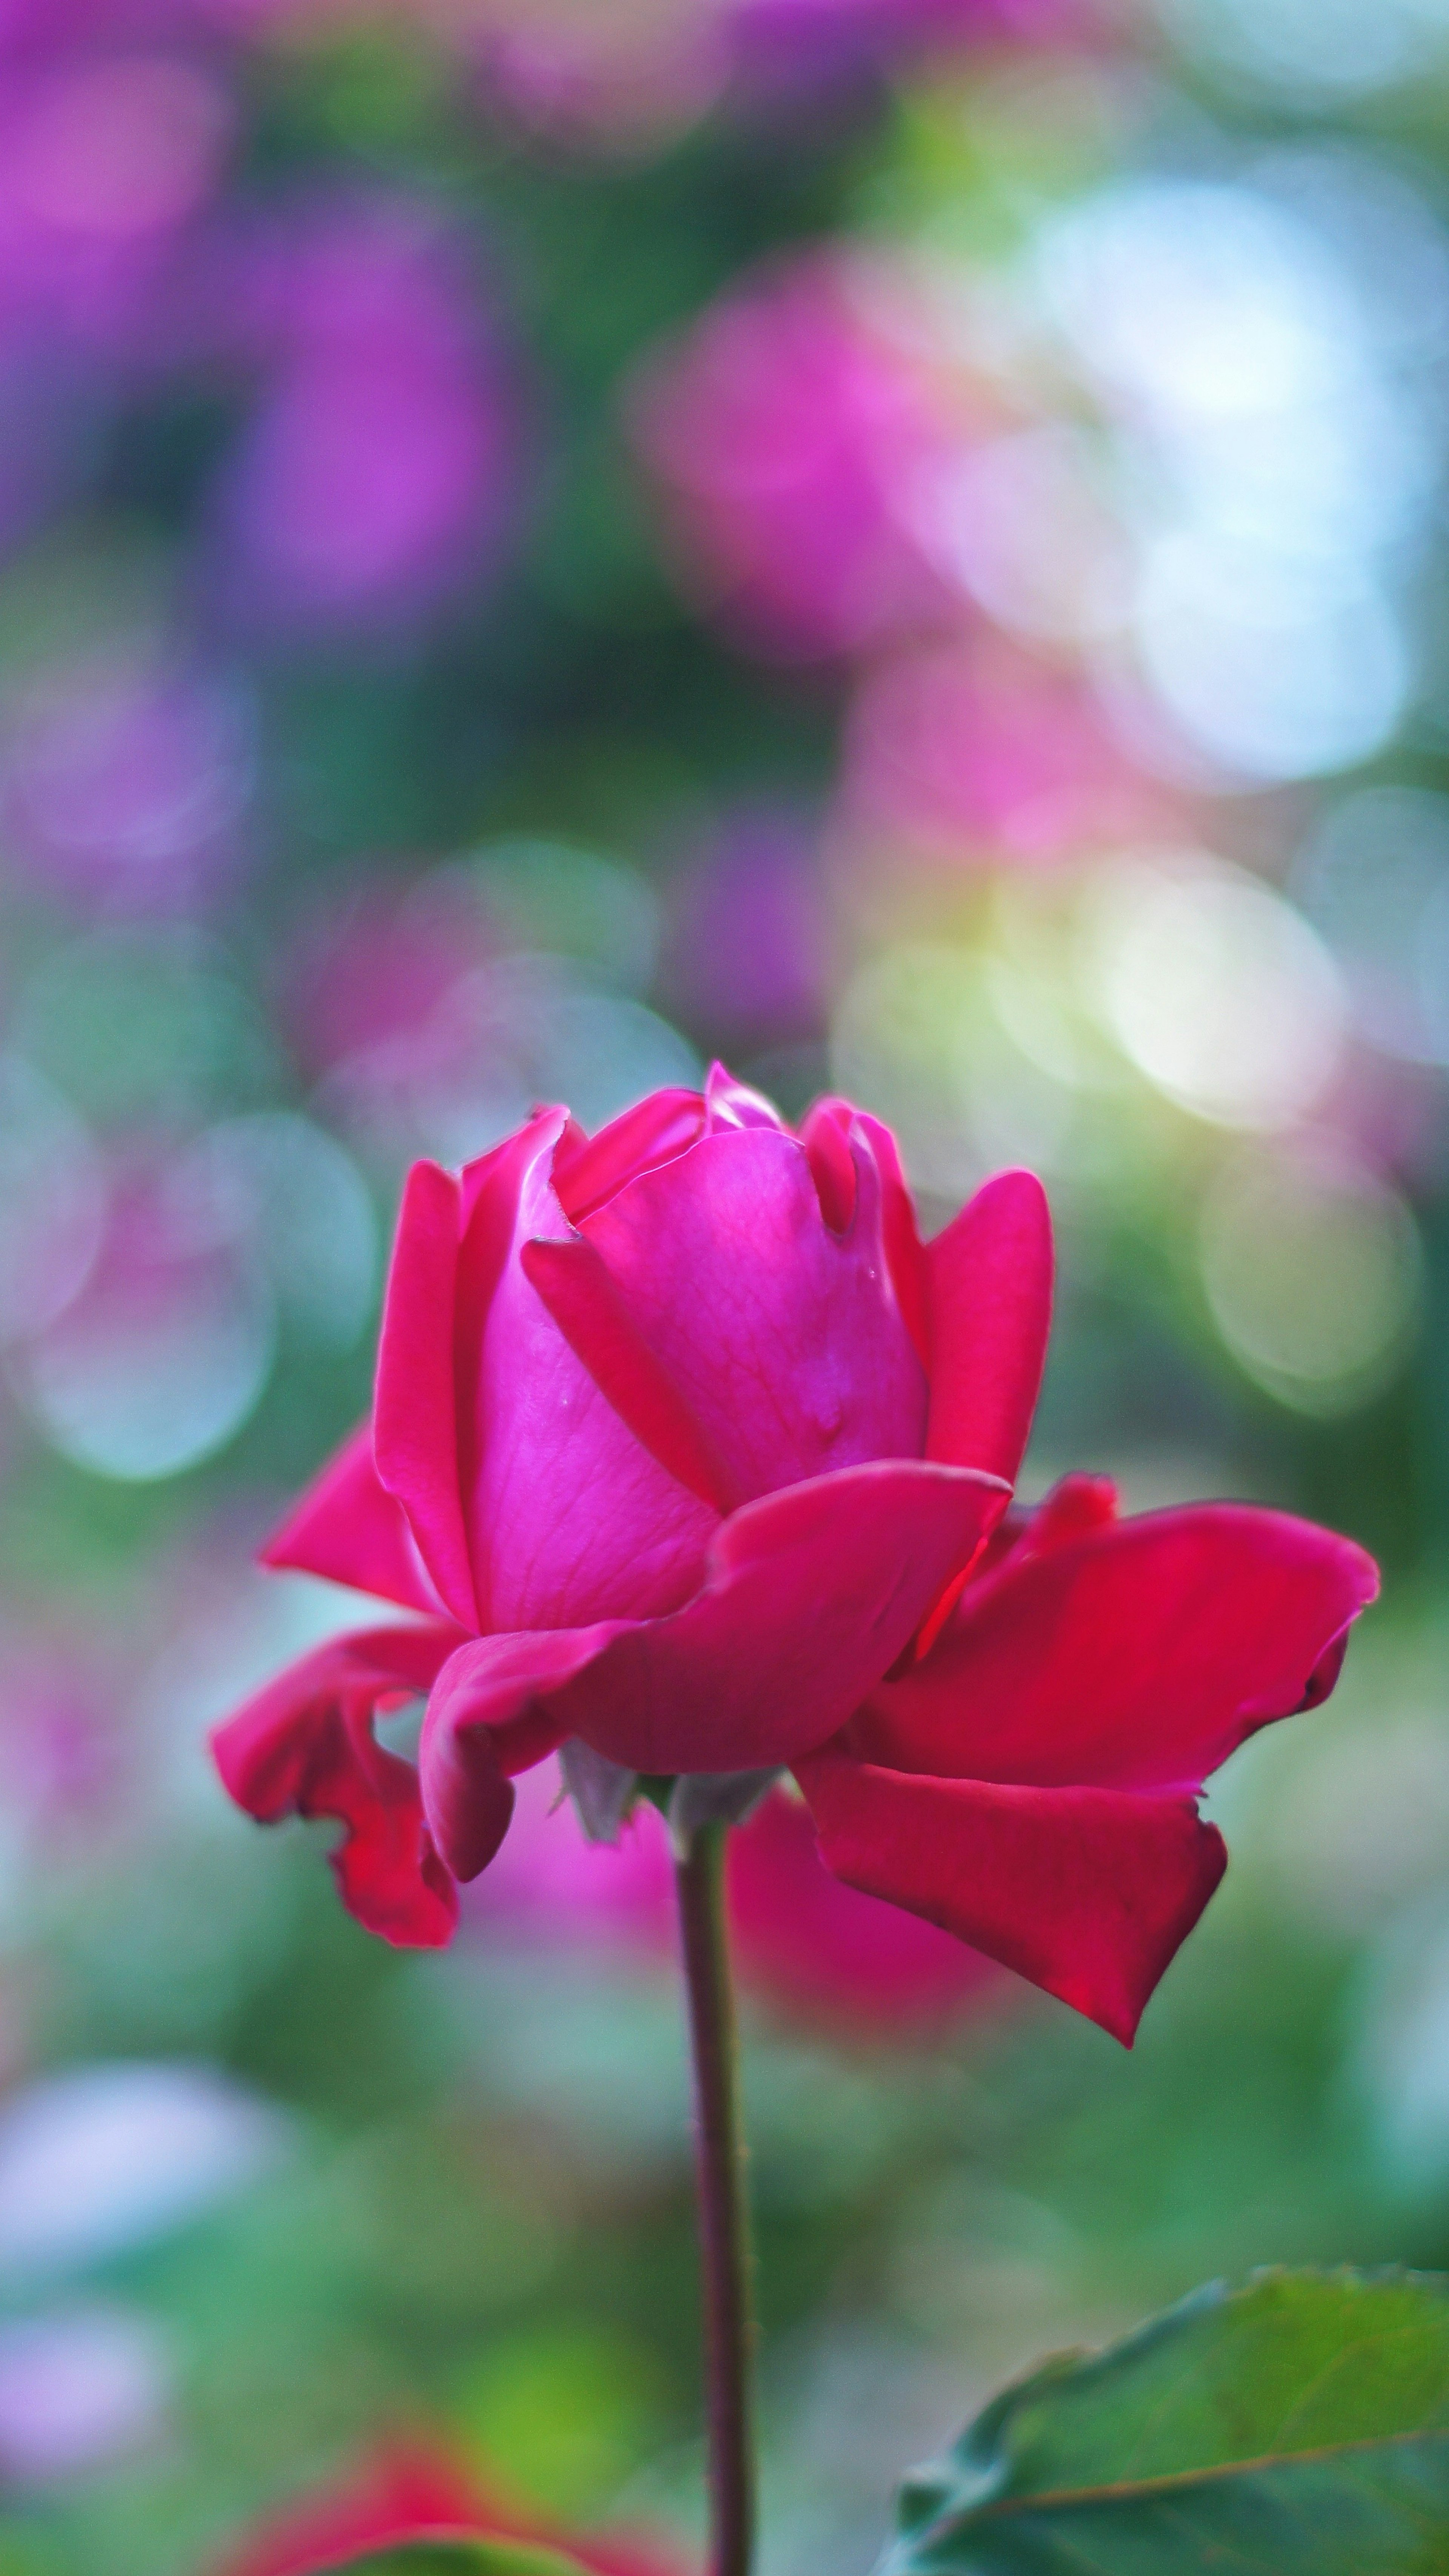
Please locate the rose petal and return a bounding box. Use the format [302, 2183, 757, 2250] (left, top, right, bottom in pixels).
[458, 1117, 717, 1630]
[797, 1098, 858, 1234]
[555, 1460, 1006, 1774]
[580, 1125, 926, 1507]
[703, 1060, 785, 1130]
[521, 1234, 738, 1512]
[795, 1750, 1226, 2045]
[373, 1155, 477, 1629]
[420, 1627, 617, 1878]
[552, 1089, 706, 1225]
[926, 1168, 1052, 1483]
[259, 1422, 441, 1615]
[211, 1624, 463, 1946]
[850, 1504, 1379, 1792]
[801, 1096, 928, 1366]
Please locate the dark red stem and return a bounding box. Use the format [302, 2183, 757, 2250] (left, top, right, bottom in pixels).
[675, 1819, 756, 2576]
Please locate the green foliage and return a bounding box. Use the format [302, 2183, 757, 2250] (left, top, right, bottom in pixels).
[879, 2267, 1449, 2574]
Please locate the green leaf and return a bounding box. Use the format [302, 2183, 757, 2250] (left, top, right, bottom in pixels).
[880, 2266, 1449, 2574]
[306, 2538, 599, 2576]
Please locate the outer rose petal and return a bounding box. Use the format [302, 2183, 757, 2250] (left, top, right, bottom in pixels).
[926, 1168, 1052, 1484]
[849, 1505, 1380, 1791]
[580, 1125, 927, 1506]
[211, 1624, 463, 1946]
[422, 1461, 1006, 1804]
[795, 1750, 1226, 2046]
[259, 1422, 440, 1614]
[373, 1153, 477, 1628]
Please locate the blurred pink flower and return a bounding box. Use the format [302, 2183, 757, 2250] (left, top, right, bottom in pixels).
[629, 251, 965, 661]
[463, 1756, 676, 1952]
[727, 1787, 1002, 2034]
[206, 193, 521, 637]
[469, 0, 731, 148]
[0, 1637, 122, 1845]
[466, 1761, 1003, 2039]
[838, 641, 1177, 863]
[276, 874, 497, 1088]
[208, 2440, 685, 2576]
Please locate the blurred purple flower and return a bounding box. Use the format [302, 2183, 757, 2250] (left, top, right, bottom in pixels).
[206, 192, 521, 638]
[0, 2305, 170, 2484]
[0, 46, 234, 360]
[467, 0, 1091, 144]
[731, 0, 1094, 98]
[658, 811, 829, 1048]
[0, 650, 255, 911]
[9, 1146, 275, 1482]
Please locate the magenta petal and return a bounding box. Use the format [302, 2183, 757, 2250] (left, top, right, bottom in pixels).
[521, 1234, 738, 1513]
[419, 1627, 619, 1879]
[926, 1168, 1052, 1484]
[552, 1460, 1008, 1774]
[703, 1060, 786, 1130]
[581, 1126, 927, 1507]
[260, 1422, 440, 1615]
[211, 1623, 464, 1947]
[797, 1099, 858, 1234]
[373, 1157, 477, 1630]
[802, 1097, 929, 1367]
[851, 1505, 1380, 1791]
[795, 1750, 1227, 2046]
[459, 1117, 718, 1630]
[552, 1088, 706, 1223]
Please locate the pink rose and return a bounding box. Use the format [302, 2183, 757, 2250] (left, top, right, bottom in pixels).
[206, 2439, 681, 2576]
[213, 1066, 1375, 2044]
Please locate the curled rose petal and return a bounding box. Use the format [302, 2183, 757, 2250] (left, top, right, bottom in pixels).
[795, 1749, 1227, 2046]
[211, 1624, 463, 1945]
[849, 1503, 1380, 1793]
[800, 1096, 929, 1365]
[420, 1626, 618, 1879]
[259, 1421, 440, 1614]
[552, 1087, 706, 1223]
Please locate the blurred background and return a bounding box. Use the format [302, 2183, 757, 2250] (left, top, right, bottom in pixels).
[0, 0, 1447, 2568]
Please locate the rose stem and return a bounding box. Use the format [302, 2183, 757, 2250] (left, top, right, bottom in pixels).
[675, 1816, 757, 2576]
